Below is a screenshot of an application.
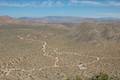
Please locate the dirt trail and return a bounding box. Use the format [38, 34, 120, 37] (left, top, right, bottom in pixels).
[8, 35, 120, 79]
[42, 41, 47, 56]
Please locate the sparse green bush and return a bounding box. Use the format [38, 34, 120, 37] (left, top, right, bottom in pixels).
[64, 72, 120, 80]
[65, 78, 70, 80]
[75, 75, 82, 80]
[64, 75, 82, 80]
[90, 72, 109, 80]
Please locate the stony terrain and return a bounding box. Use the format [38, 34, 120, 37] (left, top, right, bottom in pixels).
[0, 22, 120, 80]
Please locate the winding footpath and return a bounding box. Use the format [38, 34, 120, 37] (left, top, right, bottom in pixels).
[2, 35, 119, 79]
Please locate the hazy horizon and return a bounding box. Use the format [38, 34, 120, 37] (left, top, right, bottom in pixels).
[1, 15, 120, 18]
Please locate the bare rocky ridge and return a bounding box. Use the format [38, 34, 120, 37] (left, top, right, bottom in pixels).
[68, 22, 120, 42]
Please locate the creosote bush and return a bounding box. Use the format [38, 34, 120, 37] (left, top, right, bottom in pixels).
[74, 75, 82, 80]
[90, 72, 109, 80]
[65, 72, 120, 80]
[65, 75, 82, 80]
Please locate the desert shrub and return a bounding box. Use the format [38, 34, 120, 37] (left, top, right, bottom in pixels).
[64, 72, 120, 80]
[64, 75, 82, 80]
[110, 75, 120, 80]
[65, 78, 70, 80]
[90, 72, 109, 80]
[75, 75, 82, 80]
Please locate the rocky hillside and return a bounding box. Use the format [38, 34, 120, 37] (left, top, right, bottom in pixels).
[1, 16, 120, 42]
[68, 22, 120, 42]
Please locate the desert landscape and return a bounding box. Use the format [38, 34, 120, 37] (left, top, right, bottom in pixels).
[0, 16, 120, 80]
[0, 0, 120, 80]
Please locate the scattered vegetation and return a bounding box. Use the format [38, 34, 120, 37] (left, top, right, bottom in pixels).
[90, 73, 109, 80]
[0, 23, 120, 80]
[65, 75, 82, 80]
[65, 72, 120, 80]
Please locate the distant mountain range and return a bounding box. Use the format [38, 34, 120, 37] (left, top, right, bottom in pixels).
[0, 16, 120, 25]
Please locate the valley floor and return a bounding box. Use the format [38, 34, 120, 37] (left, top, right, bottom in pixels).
[0, 27, 120, 80]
